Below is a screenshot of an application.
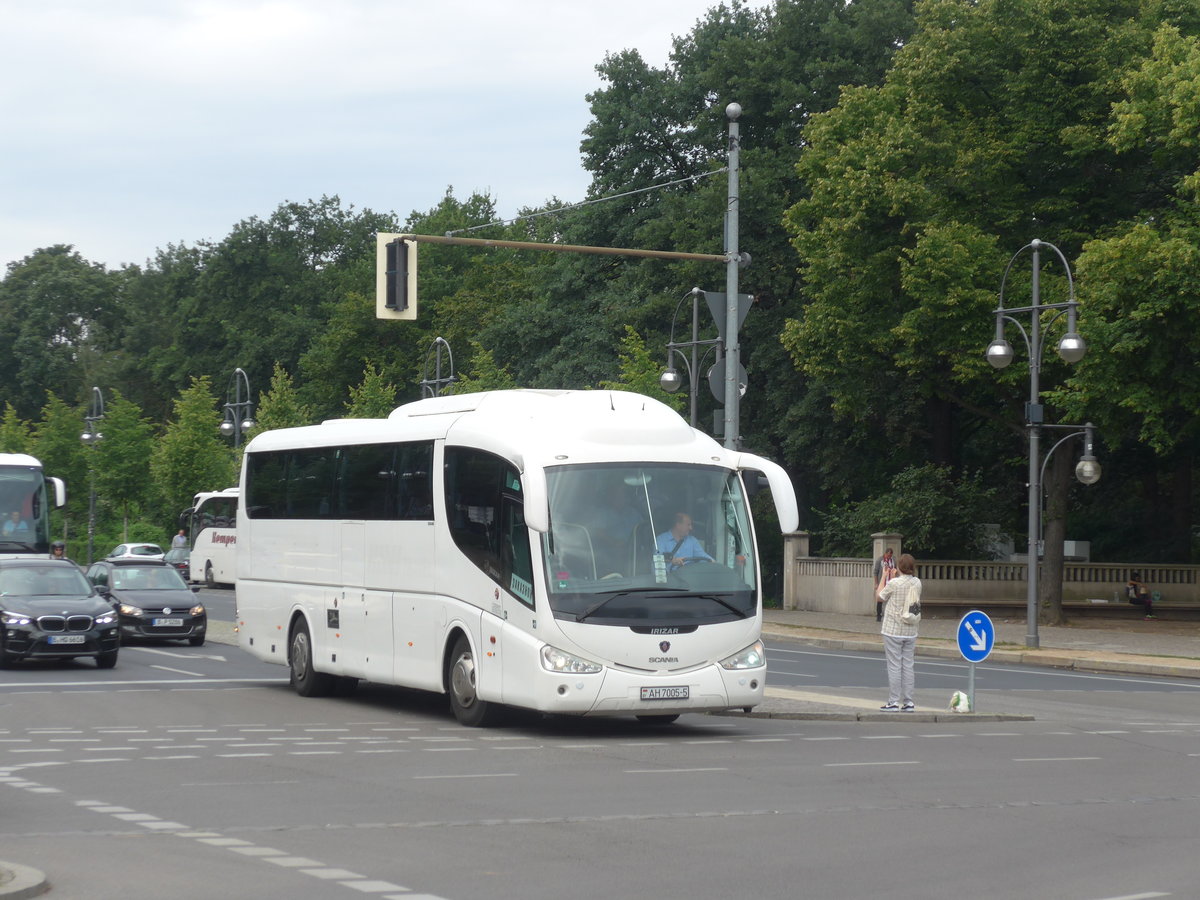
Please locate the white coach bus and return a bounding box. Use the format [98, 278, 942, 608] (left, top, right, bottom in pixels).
[181, 487, 239, 586]
[235, 390, 798, 726]
[0, 453, 67, 559]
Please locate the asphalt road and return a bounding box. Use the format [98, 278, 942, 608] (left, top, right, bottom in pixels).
[3, 598, 1199, 899]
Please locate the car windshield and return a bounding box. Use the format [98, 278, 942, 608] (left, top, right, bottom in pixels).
[130, 545, 162, 556]
[0, 565, 92, 597]
[541, 463, 758, 625]
[110, 566, 188, 590]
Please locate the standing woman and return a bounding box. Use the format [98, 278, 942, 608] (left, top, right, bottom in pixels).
[878, 553, 921, 711]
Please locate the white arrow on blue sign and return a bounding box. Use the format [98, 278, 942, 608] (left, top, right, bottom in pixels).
[956, 610, 995, 663]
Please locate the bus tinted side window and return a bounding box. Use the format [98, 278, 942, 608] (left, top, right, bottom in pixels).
[396, 442, 434, 520]
[248, 441, 435, 521]
[338, 444, 396, 520]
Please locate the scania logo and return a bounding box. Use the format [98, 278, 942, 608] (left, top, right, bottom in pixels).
[659, 641, 671, 653]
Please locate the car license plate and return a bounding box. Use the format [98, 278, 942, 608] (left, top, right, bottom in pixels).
[153, 618, 184, 627]
[640, 686, 689, 701]
[49, 634, 86, 645]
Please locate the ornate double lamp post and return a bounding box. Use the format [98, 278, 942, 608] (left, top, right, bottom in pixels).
[986, 239, 1100, 649]
[79, 386, 105, 565]
[659, 288, 724, 429]
[220, 367, 256, 447]
[420, 337, 456, 398]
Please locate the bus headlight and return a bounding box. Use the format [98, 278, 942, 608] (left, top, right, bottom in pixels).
[719, 640, 765, 670]
[541, 645, 602, 674]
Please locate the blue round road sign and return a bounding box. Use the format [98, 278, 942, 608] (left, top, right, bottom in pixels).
[957, 610, 995, 663]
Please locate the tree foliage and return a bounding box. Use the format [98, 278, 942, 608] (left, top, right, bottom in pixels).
[3, 0, 1199, 568]
[150, 377, 236, 521]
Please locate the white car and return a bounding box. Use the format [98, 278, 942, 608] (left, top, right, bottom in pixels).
[105, 543, 165, 560]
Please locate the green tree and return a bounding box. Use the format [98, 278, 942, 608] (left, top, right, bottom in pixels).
[344, 363, 398, 418]
[32, 393, 90, 542]
[599, 326, 688, 414]
[92, 391, 156, 540]
[817, 464, 1000, 559]
[0, 403, 31, 453]
[446, 341, 519, 394]
[779, 0, 1200, 609]
[0, 246, 120, 418]
[150, 377, 236, 525]
[249, 363, 313, 437]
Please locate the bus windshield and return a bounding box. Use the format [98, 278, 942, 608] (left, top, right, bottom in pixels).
[541, 463, 757, 625]
[0, 462, 52, 555]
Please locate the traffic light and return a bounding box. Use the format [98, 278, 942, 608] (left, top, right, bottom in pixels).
[375, 233, 418, 320]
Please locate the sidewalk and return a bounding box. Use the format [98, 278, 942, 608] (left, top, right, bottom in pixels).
[742, 608, 1200, 722]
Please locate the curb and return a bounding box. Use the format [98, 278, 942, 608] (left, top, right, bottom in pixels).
[0, 861, 47, 899]
[761, 625, 1200, 680]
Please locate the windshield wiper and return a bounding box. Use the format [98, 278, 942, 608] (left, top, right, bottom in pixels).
[691, 594, 750, 618]
[576, 587, 688, 623]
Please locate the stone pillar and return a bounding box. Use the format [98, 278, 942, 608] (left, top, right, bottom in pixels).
[782, 531, 810, 610]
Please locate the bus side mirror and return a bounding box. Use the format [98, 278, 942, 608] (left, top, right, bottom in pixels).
[522, 467, 548, 533]
[734, 452, 798, 533]
[49, 477, 66, 509]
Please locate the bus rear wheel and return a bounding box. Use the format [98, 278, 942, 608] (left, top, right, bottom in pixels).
[447, 635, 500, 727]
[290, 619, 333, 697]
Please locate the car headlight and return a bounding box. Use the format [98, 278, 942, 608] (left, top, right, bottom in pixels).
[117, 604, 144, 617]
[95, 612, 118, 626]
[541, 645, 602, 674]
[190, 604, 205, 616]
[1, 610, 31, 627]
[719, 640, 765, 670]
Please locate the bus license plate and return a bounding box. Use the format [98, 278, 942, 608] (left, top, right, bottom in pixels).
[153, 618, 184, 627]
[49, 635, 86, 645]
[640, 686, 689, 701]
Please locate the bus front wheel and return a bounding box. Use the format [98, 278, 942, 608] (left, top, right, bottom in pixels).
[290, 619, 333, 697]
[447, 635, 500, 727]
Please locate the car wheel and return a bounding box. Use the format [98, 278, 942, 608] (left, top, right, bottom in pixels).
[188, 634, 205, 647]
[96, 650, 118, 669]
[0, 634, 14, 669]
[447, 634, 502, 727]
[289, 619, 333, 697]
[204, 562, 216, 588]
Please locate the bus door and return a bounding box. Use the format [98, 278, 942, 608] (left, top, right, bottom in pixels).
[496, 492, 539, 709]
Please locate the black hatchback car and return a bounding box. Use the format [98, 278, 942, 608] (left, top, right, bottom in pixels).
[0, 558, 120, 668]
[86, 559, 207, 646]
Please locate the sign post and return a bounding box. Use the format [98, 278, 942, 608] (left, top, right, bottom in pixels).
[956, 610, 996, 711]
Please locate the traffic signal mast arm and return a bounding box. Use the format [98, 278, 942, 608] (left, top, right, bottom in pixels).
[395, 232, 729, 263]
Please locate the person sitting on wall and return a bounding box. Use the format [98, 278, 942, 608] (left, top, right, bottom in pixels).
[1126, 571, 1155, 619]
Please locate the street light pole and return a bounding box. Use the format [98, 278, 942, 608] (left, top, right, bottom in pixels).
[220, 367, 256, 447]
[722, 102, 742, 449]
[80, 387, 105, 566]
[987, 239, 1090, 649]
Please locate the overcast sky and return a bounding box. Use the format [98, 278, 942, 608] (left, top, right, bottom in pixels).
[1, 0, 761, 273]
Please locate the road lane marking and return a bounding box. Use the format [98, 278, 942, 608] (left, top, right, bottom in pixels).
[825, 761, 920, 768]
